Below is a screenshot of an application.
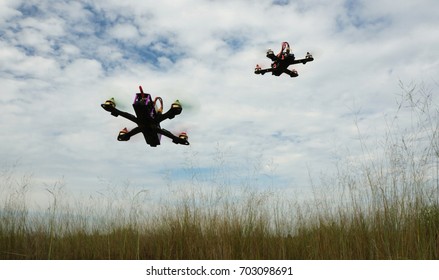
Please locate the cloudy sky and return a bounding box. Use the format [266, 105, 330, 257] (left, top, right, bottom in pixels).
[1, 0, 438, 205]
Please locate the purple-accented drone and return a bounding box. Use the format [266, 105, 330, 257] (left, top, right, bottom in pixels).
[101, 86, 189, 147]
[254, 42, 314, 78]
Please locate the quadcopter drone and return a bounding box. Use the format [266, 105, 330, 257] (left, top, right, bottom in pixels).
[101, 86, 189, 147]
[254, 42, 314, 77]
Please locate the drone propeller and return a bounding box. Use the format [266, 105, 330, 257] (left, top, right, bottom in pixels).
[110, 96, 130, 110]
[302, 46, 321, 59]
[171, 118, 199, 138]
[173, 97, 200, 114]
[178, 131, 188, 141]
[101, 85, 133, 111]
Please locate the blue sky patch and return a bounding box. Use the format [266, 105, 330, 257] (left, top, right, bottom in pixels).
[223, 35, 246, 52]
[339, 0, 392, 31]
[271, 131, 303, 144]
[17, 3, 43, 18]
[272, 0, 290, 6]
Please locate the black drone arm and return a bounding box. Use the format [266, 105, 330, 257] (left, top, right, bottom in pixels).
[112, 108, 139, 124]
[158, 128, 189, 145]
[155, 106, 182, 123]
[117, 126, 142, 141]
[126, 126, 142, 137]
[102, 102, 138, 123]
[284, 68, 298, 77]
[266, 51, 278, 62]
[254, 67, 273, 75]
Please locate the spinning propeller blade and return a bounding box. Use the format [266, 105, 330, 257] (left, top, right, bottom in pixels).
[175, 97, 200, 113]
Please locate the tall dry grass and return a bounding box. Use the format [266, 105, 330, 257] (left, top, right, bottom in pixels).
[1, 82, 438, 259]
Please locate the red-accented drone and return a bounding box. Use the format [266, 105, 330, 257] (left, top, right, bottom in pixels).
[101, 86, 189, 147]
[254, 42, 314, 77]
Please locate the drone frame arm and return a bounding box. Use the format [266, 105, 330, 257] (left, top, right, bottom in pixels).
[117, 126, 142, 141]
[125, 126, 142, 138]
[266, 51, 278, 62]
[111, 108, 139, 124]
[155, 106, 182, 123]
[157, 128, 189, 145]
[254, 67, 273, 75]
[283, 68, 298, 77]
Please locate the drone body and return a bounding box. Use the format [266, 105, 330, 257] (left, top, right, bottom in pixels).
[101, 86, 189, 147]
[255, 42, 314, 77]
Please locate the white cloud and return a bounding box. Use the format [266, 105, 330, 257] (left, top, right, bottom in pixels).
[108, 23, 139, 40]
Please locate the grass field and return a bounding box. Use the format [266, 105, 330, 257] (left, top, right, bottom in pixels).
[1, 181, 438, 259]
[1, 83, 438, 259]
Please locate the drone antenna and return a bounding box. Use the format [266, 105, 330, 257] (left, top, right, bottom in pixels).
[139, 85, 145, 99]
[278, 42, 290, 58]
